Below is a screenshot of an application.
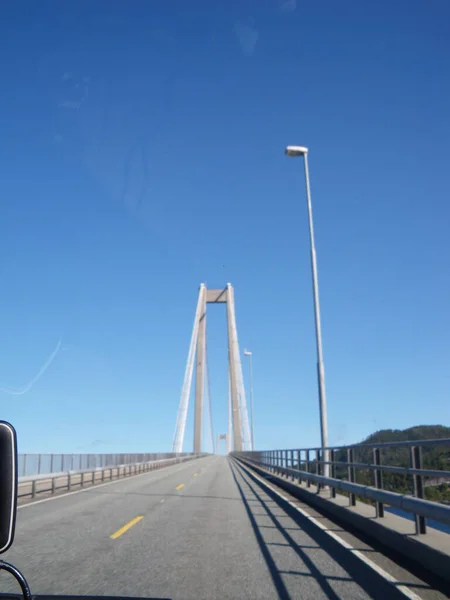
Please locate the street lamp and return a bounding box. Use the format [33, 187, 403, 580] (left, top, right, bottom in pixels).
[243, 349, 255, 451]
[285, 145, 330, 478]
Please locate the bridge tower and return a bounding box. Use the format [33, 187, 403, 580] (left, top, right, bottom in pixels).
[172, 284, 251, 454]
[216, 433, 228, 455]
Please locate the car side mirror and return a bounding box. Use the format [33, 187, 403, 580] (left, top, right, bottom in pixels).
[0, 421, 18, 554]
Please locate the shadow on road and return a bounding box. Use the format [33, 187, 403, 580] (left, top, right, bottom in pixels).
[229, 460, 406, 600]
[84, 490, 241, 502]
[0, 596, 170, 600]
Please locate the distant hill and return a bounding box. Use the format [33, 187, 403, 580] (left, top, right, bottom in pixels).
[349, 425, 450, 503]
[359, 425, 450, 445]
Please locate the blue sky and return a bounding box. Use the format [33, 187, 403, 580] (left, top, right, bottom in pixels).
[0, 0, 449, 454]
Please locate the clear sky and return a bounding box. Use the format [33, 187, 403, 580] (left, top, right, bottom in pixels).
[0, 0, 449, 454]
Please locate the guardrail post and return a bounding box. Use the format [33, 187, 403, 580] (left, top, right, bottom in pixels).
[347, 448, 356, 506]
[315, 449, 321, 491]
[306, 450, 311, 487]
[68, 473, 71, 491]
[52, 477, 56, 495]
[330, 450, 336, 498]
[92, 470, 95, 484]
[411, 446, 426, 535]
[373, 448, 384, 518]
[102, 468, 105, 482]
[32, 480, 36, 498]
[81, 472, 84, 487]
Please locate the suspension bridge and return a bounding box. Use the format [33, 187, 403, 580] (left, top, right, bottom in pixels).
[3, 283, 450, 600]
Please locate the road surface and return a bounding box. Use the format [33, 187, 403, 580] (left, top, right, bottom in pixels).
[1, 456, 445, 599]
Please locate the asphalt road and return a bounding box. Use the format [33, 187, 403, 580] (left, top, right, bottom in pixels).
[0, 456, 438, 600]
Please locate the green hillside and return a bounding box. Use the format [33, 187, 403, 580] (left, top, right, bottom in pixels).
[360, 425, 450, 446]
[348, 425, 450, 503]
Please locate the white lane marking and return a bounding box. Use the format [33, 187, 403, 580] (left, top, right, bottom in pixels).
[18, 458, 211, 511]
[236, 461, 423, 600]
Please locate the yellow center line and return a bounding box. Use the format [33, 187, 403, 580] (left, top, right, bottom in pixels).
[110, 516, 143, 540]
[176, 483, 185, 490]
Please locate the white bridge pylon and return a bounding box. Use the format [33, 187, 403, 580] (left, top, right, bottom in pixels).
[172, 283, 252, 454]
[216, 433, 228, 455]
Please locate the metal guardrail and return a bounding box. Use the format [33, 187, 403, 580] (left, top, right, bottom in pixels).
[234, 437, 450, 535]
[18, 452, 193, 477]
[18, 454, 205, 500]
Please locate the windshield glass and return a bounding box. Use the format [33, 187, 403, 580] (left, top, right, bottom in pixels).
[1, 1, 449, 599]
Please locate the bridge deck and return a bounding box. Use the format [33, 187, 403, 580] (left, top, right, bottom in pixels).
[2, 457, 448, 600]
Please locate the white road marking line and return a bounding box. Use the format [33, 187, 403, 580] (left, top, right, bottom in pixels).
[236, 461, 423, 600]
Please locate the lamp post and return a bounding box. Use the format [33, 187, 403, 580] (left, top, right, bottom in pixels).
[285, 145, 329, 477]
[243, 349, 255, 451]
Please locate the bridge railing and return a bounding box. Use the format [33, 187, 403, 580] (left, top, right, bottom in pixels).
[233, 437, 450, 535]
[18, 452, 193, 477]
[18, 454, 206, 501]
